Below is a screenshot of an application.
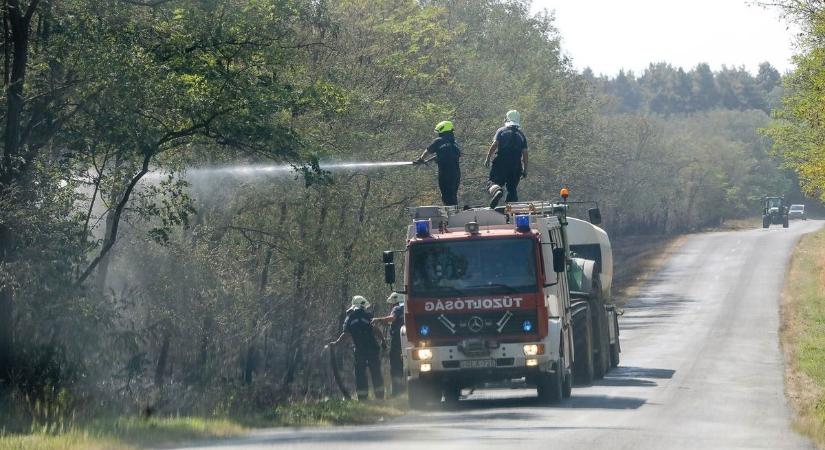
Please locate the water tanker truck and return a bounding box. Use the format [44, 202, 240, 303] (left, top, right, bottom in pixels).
[381, 197, 620, 408]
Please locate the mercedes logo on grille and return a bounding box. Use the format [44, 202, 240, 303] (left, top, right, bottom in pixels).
[467, 316, 484, 333]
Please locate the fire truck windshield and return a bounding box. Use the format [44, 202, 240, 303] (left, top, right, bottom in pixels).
[409, 238, 537, 297]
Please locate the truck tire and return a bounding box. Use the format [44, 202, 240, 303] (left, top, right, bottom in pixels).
[562, 366, 572, 399]
[442, 384, 461, 410]
[589, 289, 609, 380]
[408, 379, 439, 410]
[572, 304, 594, 385]
[537, 360, 563, 404]
[593, 301, 610, 380]
[762, 215, 770, 228]
[783, 216, 789, 228]
[610, 313, 621, 368]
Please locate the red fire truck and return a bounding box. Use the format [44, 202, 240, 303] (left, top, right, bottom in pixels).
[381, 198, 620, 408]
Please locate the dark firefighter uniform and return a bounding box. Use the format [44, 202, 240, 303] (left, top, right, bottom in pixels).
[343, 307, 385, 400]
[426, 133, 461, 206]
[488, 125, 528, 207]
[417, 120, 462, 206]
[388, 302, 405, 396]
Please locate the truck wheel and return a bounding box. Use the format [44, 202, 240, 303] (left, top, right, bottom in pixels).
[573, 307, 594, 385]
[562, 367, 572, 398]
[593, 310, 609, 380]
[610, 313, 621, 368]
[408, 379, 438, 410]
[537, 362, 563, 404]
[588, 284, 609, 380]
[783, 216, 789, 228]
[442, 384, 461, 410]
[762, 215, 770, 228]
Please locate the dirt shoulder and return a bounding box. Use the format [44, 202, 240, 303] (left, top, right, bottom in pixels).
[611, 234, 687, 304]
[781, 227, 825, 448]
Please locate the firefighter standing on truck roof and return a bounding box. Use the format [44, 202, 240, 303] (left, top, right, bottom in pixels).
[414, 120, 462, 206]
[329, 296, 386, 400]
[372, 292, 406, 397]
[484, 110, 528, 209]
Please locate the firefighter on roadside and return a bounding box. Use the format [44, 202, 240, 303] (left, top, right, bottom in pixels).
[329, 295, 386, 400]
[414, 120, 462, 206]
[484, 110, 528, 208]
[372, 292, 405, 397]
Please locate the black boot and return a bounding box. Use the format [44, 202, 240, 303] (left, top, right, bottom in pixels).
[490, 188, 503, 208]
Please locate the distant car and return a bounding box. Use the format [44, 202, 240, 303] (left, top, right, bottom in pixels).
[789, 204, 807, 220]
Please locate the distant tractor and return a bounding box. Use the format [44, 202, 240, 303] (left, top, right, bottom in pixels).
[762, 196, 789, 229]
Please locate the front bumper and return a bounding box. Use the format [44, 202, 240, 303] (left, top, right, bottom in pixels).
[405, 342, 558, 382]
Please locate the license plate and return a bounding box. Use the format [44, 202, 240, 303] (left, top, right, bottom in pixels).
[460, 359, 494, 369]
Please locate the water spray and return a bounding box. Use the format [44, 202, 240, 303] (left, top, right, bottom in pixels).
[184, 160, 419, 178]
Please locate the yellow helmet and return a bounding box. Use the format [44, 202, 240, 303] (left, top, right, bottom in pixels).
[434, 120, 454, 134]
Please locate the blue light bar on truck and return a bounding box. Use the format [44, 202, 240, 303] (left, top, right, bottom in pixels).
[522, 320, 533, 332]
[414, 219, 431, 236]
[515, 214, 531, 231]
[419, 325, 430, 336]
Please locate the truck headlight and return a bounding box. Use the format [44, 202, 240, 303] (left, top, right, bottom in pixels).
[416, 348, 433, 361]
[523, 344, 545, 356]
[420, 363, 432, 372]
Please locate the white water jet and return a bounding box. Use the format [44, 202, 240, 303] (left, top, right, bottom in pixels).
[186, 160, 413, 178]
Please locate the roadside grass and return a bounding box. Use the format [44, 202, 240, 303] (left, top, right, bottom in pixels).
[715, 216, 762, 231]
[782, 226, 825, 447]
[0, 398, 407, 450]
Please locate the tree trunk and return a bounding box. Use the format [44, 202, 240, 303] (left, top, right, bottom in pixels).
[96, 181, 120, 294]
[0, 0, 40, 386]
[0, 225, 13, 384]
[154, 329, 170, 387]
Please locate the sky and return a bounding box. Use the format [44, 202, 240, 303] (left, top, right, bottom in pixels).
[532, 0, 799, 76]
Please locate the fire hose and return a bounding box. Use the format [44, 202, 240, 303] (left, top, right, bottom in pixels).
[324, 343, 352, 400]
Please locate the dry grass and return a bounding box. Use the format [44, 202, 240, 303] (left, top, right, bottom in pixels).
[715, 216, 763, 231]
[781, 227, 825, 447]
[0, 399, 407, 450]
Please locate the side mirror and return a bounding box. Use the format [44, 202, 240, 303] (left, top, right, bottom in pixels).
[588, 208, 602, 225]
[382, 251, 394, 264]
[552, 248, 566, 273]
[384, 262, 396, 285]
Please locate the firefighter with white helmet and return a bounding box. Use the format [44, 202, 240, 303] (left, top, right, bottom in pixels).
[329, 295, 386, 400]
[484, 110, 529, 208]
[373, 292, 406, 396]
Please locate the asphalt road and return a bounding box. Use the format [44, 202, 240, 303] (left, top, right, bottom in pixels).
[173, 220, 822, 450]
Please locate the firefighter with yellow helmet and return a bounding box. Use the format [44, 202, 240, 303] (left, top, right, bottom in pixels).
[413, 120, 462, 206]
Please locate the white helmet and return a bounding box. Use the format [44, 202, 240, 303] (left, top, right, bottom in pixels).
[351, 295, 370, 309]
[505, 110, 520, 127]
[386, 292, 406, 304]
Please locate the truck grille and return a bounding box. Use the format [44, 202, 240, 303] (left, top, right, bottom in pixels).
[416, 310, 538, 338]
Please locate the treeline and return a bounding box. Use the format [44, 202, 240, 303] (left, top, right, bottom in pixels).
[588, 62, 782, 115]
[0, 0, 798, 427]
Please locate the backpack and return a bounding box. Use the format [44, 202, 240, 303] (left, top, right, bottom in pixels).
[497, 126, 526, 162]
